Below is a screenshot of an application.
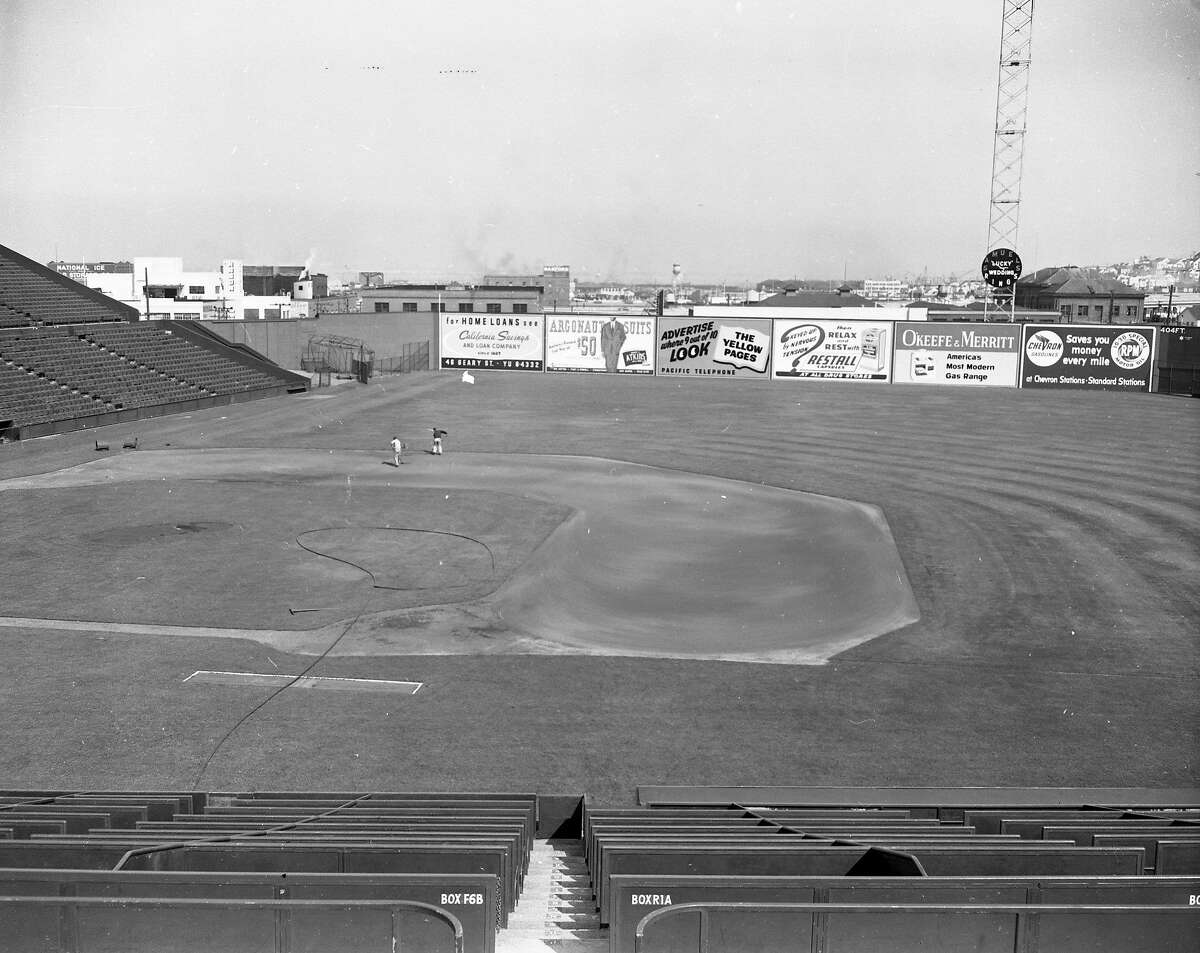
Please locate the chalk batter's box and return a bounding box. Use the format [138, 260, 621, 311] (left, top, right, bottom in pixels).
[771, 319, 893, 382]
[544, 314, 656, 373]
[655, 317, 773, 378]
[1020, 324, 1155, 392]
[892, 321, 1021, 387]
[439, 313, 546, 372]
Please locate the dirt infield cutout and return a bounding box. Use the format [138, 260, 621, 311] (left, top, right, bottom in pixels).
[0, 449, 918, 664]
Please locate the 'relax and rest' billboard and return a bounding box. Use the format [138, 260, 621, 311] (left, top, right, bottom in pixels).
[655, 317, 773, 378]
[545, 314, 655, 373]
[439, 312, 545, 371]
[1020, 324, 1155, 391]
[772, 317, 893, 382]
[892, 322, 1021, 387]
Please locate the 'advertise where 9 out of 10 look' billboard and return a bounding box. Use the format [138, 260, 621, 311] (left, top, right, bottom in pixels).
[892, 322, 1021, 386]
[439, 312, 545, 371]
[655, 317, 773, 378]
[772, 316, 893, 381]
[1020, 324, 1156, 391]
[545, 314, 655, 373]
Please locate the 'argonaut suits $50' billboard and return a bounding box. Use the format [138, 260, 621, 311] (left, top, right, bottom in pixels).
[1020, 324, 1155, 391]
[655, 317, 773, 378]
[772, 317, 893, 382]
[545, 314, 655, 373]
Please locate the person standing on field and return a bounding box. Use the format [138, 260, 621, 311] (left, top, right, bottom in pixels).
[430, 428, 447, 455]
[390, 436, 405, 466]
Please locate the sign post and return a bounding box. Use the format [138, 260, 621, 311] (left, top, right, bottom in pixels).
[981, 248, 1022, 322]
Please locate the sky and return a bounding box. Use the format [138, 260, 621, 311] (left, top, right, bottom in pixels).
[2, 0, 1197, 284]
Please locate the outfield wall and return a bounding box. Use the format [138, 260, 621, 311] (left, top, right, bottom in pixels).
[430, 313, 1179, 395]
[198, 311, 1181, 395]
[201, 314, 435, 370]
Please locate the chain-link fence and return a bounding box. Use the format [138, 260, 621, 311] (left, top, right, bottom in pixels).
[374, 341, 430, 374]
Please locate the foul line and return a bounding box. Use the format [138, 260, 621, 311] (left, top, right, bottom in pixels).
[183, 671, 423, 693]
[0, 616, 303, 641]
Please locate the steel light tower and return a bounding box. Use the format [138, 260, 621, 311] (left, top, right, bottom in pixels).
[984, 0, 1034, 320]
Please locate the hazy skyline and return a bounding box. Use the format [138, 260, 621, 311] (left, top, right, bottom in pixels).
[3, 0, 1198, 284]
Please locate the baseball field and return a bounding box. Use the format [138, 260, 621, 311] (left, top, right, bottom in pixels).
[0, 371, 1196, 802]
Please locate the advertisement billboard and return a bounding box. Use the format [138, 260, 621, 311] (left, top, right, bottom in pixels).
[656, 316, 773, 378]
[545, 314, 655, 373]
[1020, 324, 1155, 391]
[892, 322, 1021, 387]
[772, 318, 893, 381]
[439, 312, 545, 371]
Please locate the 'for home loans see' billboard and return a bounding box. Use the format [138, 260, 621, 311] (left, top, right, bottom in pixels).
[772, 317, 893, 382]
[439, 313, 545, 371]
[656, 317, 772, 378]
[892, 322, 1021, 387]
[1020, 324, 1155, 391]
[545, 314, 655, 373]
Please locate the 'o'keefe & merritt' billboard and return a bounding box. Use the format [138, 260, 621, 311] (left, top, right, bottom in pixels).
[892, 322, 1021, 386]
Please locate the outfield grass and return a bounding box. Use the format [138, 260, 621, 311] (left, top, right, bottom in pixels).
[0, 372, 1196, 801]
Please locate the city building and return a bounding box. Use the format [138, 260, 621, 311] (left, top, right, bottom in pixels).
[358, 282, 542, 315]
[752, 285, 876, 308]
[242, 264, 305, 296]
[862, 278, 905, 301]
[1143, 289, 1200, 323]
[292, 274, 329, 299]
[1172, 304, 1200, 326]
[220, 260, 244, 297]
[1015, 267, 1145, 324]
[482, 265, 571, 311]
[52, 255, 296, 321]
[49, 260, 133, 281]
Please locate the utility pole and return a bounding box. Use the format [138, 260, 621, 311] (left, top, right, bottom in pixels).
[983, 1, 1035, 322]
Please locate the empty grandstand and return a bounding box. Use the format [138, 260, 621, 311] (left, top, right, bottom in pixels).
[0, 787, 1196, 951]
[0, 242, 306, 439]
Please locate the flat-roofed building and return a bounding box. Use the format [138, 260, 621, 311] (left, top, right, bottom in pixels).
[360, 282, 542, 315]
[243, 264, 305, 296]
[483, 265, 570, 311]
[752, 285, 876, 308]
[862, 278, 905, 300]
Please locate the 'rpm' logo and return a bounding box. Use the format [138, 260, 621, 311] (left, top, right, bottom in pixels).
[1111, 331, 1149, 370]
[1025, 330, 1064, 367]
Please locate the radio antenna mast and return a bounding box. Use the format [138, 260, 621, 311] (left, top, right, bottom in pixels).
[984, 1, 1035, 321]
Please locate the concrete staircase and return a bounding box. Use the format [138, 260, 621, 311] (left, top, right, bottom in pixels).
[496, 838, 607, 952]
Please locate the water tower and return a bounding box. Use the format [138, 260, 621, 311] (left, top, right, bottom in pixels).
[671, 263, 682, 304]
